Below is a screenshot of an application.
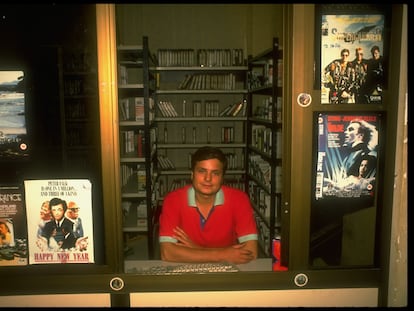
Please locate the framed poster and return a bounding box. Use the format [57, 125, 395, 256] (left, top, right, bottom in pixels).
[0, 185, 27, 266]
[315, 4, 390, 105]
[310, 111, 384, 267]
[24, 179, 94, 265]
[313, 112, 382, 203]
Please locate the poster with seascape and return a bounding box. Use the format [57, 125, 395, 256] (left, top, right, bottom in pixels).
[0, 70, 29, 161]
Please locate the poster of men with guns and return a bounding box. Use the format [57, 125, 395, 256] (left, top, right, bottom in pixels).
[320, 14, 385, 105]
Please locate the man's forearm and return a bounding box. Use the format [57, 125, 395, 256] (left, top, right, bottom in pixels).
[160, 243, 226, 263]
[160, 241, 258, 264]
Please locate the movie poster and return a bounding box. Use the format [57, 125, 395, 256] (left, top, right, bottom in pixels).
[314, 112, 380, 202]
[320, 14, 385, 104]
[0, 185, 28, 266]
[0, 70, 29, 160]
[24, 179, 94, 264]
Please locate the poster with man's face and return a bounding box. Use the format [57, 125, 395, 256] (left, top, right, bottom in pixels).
[24, 179, 94, 265]
[320, 14, 385, 105]
[310, 112, 382, 268]
[314, 112, 380, 201]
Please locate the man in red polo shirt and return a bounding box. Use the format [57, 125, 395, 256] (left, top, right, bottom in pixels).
[159, 146, 258, 264]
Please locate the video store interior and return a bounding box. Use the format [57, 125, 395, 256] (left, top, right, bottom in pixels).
[0, 4, 407, 308]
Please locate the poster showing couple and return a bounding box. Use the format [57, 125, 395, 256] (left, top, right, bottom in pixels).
[314, 112, 380, 204]
[320, 14, 386, 105]
[25, 179, 94, 264]
[0, 185, 27, 266]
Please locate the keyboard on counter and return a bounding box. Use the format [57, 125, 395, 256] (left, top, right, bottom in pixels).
[128, 262, 240, 274]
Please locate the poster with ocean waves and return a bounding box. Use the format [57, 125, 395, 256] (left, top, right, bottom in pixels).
[0, 70, 29, 160]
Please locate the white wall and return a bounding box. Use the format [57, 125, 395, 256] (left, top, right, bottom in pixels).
[130, 288, 378, 307]
[0, 294, 111, 307]
[115, 4, 283, 57]
[0, 288, 377, 307]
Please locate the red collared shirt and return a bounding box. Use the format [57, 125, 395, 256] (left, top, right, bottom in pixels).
[159, 185, 258, 247]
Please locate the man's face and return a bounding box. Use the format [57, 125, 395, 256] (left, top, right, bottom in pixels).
[40, 203, 51, 220]
[51, 204, 65, 221]
[344, 122, 361, 146]
[67, 207, 79, 220]
[359, 159, 369, 177]
[191, 158, 224, 196]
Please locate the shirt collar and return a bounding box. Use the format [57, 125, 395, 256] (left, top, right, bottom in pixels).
[187, 186, 224, 207]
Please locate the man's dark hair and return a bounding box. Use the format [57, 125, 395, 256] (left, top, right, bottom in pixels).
[49, 197, 68, 213]
[371, 45, 380, 54]
[191, 146, 228, 173]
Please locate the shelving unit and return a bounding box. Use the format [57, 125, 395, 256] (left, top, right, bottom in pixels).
[117, 37, 157, 259]
[153, 49, 248, 197]
[59, 47, 101, 177]
[246, 38, 283, 257]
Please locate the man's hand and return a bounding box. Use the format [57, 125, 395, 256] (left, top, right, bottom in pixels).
[75, 236, 88, 251]
[225, 243, 256, 264]
[36, 236, 48, 251]
[173, 226, 200, 248]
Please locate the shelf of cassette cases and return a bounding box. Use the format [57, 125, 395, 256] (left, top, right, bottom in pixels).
[154, 66, 248, 93]
[59, 46, 100, 174]
[153, 65, 248, 194]
[117, 37, 157, 245]
[246, 37, 283, 257]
